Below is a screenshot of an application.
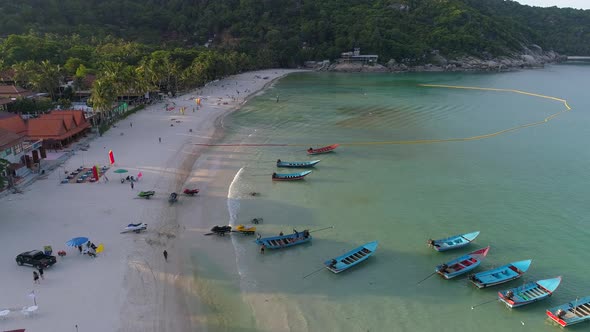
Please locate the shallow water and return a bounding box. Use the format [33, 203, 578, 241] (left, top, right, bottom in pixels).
[211, 65, 590, 331]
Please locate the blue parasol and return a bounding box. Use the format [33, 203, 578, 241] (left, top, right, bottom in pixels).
[66, 237, 89, 247]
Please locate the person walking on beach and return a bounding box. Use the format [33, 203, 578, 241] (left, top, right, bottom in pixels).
[33, 271, 40, 284]
[131, 181, 134, 190]
[78, 245, 83, 254]
[260, 244, 265, 254]
[38, 266, 44, 280]
[159, 137, 162, 143]
[163, 250, 168, 261]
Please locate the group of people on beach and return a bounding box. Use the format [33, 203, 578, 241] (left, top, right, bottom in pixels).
[78, 241, 98, 258]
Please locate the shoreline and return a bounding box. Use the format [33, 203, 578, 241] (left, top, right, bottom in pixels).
[0, 69, 303, 332]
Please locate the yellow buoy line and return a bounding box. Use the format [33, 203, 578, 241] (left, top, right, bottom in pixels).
[289, 84, 572, 147]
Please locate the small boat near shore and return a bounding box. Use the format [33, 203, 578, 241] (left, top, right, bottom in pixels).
[435, 246, 490, 279]
[276, 159, 320, 168]
[428, 231, 480, 252]
[255, 230, 311, 249]
[469, 259, 532, 288]
[233, 224, 256, 235]
[272, 170, 312, 181]
[498, 276, 561, 308]
[324, 241, 378, 273]
[547, 296, 590, 327]
[307, 144, 339, 155]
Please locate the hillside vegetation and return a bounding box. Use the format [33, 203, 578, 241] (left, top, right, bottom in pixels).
[1, 0, 590, 67]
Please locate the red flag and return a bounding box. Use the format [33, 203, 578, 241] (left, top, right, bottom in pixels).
[92, 165, 99, 181]
[108, 150, 115, 165]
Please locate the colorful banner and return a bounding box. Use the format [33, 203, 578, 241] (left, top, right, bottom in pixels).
[108, 150, 115, 165]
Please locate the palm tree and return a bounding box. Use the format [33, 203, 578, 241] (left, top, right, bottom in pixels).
[89, 78, 117, 124]
[33, 60, 63, 100]
[11, 61, 38, 90]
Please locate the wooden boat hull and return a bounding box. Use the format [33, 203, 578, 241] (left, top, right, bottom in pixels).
[547, 296, 590, 327]
[276, 160, 320, 168]
[470, 259, 532, 288]
[498, 276, 561, 308]
[435, 246, 490, 279]
[429, 231, 480, 252]
[307, 144, 339, 155]
[255, 230, 311, 249]
[272, 170, 312, 181]
[324, 241, 378, 273]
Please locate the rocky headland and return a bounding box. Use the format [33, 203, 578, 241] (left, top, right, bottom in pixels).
[307, 45, 567, 73]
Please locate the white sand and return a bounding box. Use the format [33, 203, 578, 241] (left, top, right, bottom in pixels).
[0, 69, 303, 332]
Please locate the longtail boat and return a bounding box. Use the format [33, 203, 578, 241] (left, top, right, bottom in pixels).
[255, 230, 311, 249]
[547, 296, 590, 327]
[324, 241, 378, 274]
[428, 231, 480, 252]
[307, 144, 339, 155]
[498, 276, 562, 308]
[435, 246, 490, 279]
[469, 259, 532, 288]
[276, 159, 320, 168]
[272, 170, 312, 181]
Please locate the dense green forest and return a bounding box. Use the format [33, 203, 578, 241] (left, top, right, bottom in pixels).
[1, 0, 589, 116]
[1, 0, 590, 66]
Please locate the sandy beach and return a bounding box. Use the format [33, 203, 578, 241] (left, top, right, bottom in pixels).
[0, 69, 302, 332]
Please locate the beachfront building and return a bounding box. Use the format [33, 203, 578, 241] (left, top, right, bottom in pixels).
[28, 110, 91, 149]
[0, 113, 45, 181]
[0, 85, 35, 111]
[339, 48, 379, 64]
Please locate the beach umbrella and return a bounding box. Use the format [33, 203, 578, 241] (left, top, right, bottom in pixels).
[65, 237, 89, 247]
[113, 169, 128, 174]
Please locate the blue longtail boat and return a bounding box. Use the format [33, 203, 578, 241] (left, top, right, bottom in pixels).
[428, 231, 480, 252]
[498, 276, 562, 308]
[276, 159, 321, 168]
[435, 246, 490, 279]
[324, 241, 378, 273]
[272, 170, 312, 181]
[255, 230, 311, 249]
[547, 296, 590, 327]
[469, 259, 532, 288]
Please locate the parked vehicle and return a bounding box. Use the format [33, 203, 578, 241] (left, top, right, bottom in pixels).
[16, 250, 57, 268]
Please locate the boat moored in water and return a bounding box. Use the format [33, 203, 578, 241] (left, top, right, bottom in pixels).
[469, 259, 532, 288]
[435, 246, 490, 279]
[547, 296, 590, 327]
[428, 231, 480, 252]
[324, 241, 378, 274]
[498, 276, 561, 308]
[255, 230, 311, 249]
[307, 144, 339, 155]
[272, 170, 312, 181]
[276, 159, 321, 168]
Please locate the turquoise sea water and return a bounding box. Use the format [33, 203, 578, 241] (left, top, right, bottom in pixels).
[208, 64, 590, 331]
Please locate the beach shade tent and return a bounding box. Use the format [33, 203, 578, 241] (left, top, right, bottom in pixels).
[66, 237, 89, 247]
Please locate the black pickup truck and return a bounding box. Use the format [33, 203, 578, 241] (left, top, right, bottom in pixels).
[16, 250, 57, 268]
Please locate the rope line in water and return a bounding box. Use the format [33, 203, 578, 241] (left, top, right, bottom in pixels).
[196, 84, 572, 147]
